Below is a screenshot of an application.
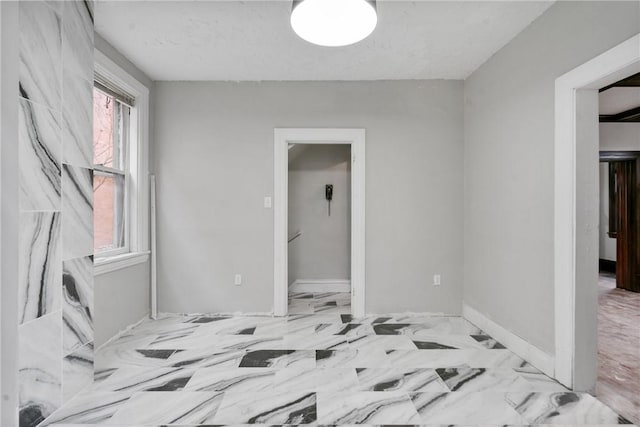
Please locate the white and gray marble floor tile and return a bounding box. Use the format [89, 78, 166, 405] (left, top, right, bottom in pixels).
[465, 349, 530, 368]
[372, 319, 481, 337]
[410, 391, 524, 424]
[505, 391, 631, 424]
[18, 98, 61, 211]
[95, 348, 181, 373]
[254, 320, 317, 336]
[288, 312, 343, 323]
[94, 336, 160, 373]
[289, 301, 315, 314]
[345, 315, 395, 325]
[315, 348, 390, 368]
[384, 349, 472, 368]
[410, 334, 483, 350]
[436, 367, 532, 392]
[316, 391, 421, 424]
[288, 292, 315, 299]
[44, 303, 631, 426]
[313, 323, 375, 337]
[384, 348, 529, 370]
[165, 347, 246, 370]
[185, 367, 275, 392]
[347, 335, 418, 352]
[386, 315, 483, 333]
[63, 341, 94, 402]
[213, 391, 317, 424]
[92, 366, 195, 394]
[146, 332, 282, 351]
[39, 391, 132, 426]
[315, 302, 351, 314]
[137, 322, 202, 346]
[273, 367, 360, 392]
[239, 349, 316, 369]
[191, 316, 268, 335]
[356, 368, 448, 392]
[471, 334, 507, 349]
[107, 391, 223, 425]
[280, 333, 349, 350]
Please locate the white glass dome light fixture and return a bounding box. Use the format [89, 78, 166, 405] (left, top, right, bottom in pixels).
[290, 0, 377, 47]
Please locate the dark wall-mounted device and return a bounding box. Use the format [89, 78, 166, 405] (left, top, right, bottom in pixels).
[325, 184, 333, 216]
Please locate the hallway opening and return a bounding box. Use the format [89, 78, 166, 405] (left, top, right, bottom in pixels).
[287, 144, 352, 315]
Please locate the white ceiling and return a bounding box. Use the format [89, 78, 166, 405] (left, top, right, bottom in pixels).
[599, 87, 640, 115]
[95, 1, 554, 81]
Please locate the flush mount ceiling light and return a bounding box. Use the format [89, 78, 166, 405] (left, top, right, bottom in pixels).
[290, 0, 377, 47]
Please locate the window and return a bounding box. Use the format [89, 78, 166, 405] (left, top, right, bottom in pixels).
[92, 50, 150, 274]
[93, 87, 130, 254]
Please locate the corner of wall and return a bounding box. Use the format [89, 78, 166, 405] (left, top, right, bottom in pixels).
[462, 302, 555, 377]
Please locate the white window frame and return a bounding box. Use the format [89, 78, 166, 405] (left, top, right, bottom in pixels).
[93, 96, 130, 258]
[94, 49, 150, 275]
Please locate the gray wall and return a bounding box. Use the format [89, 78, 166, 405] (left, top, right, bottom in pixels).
[463, 1, 640, 354]
[153, 80, 464, 315]
[599, 163, 616, 261]
[94, 262, 150, 347]
[288, 144, 351, 285]
[93, 35, 153, 347]
[600, 123, 640, 151]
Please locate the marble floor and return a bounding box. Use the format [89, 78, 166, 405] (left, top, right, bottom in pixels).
[597, 273, 640, 424]
[42, 292, 633, 426]
[288, 291, 351, 315]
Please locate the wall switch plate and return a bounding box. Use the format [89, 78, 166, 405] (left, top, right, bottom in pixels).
[234, 274, 242, 286]
[433, 274, 441, 286]
[264, 197, 272, 208]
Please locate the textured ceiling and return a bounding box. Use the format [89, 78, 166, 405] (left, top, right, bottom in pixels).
[95, 1, 554, 81]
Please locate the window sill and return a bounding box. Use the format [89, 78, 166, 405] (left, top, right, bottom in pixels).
[94, 251, 150, 276]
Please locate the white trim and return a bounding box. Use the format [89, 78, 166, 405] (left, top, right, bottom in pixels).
[463, 304, 555, 377]
[150, 175, 158, 319]
[554, 33, 640, 388]
[290, 279, 351, 293]
[94, 251, 150, 276]
[274, 128, 366, 318]
[94, 48, 150, 257]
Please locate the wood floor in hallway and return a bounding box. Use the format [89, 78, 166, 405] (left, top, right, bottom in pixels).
[597, 272, 640, 424]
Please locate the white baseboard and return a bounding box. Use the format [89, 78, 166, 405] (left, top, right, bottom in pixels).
[463, 303, 555, 378]
[290, 279, 351, 293]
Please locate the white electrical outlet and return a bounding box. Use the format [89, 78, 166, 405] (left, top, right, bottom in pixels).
[264, 197, 272, 208]
[433, 274, 441, 286]
[234, 274, 242, 286]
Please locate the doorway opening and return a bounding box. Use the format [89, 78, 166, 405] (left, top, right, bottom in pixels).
[287, 144, 352, 315]
[273, 128, 366, 317]
[554, 32, 639, 420]
[596, 80, 640, 423]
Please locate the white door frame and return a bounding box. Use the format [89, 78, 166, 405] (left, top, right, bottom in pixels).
[554, 33, 640, 388]
[274, 128, 366, 317]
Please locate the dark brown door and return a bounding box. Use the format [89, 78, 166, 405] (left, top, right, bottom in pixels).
[609, 159, 640, 292]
